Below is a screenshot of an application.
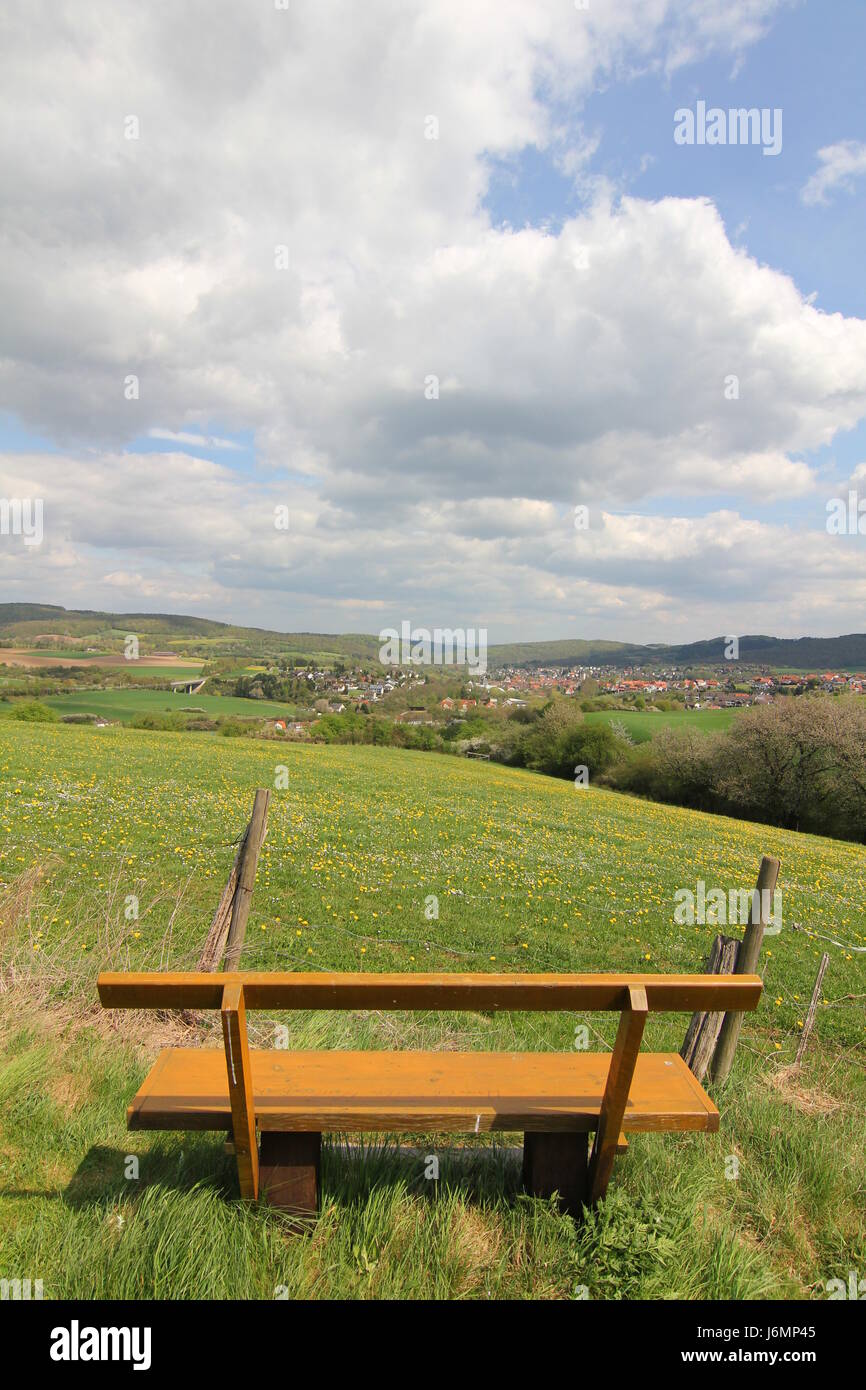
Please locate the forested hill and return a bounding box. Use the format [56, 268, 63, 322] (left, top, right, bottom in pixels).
[2, 604, 864, 670]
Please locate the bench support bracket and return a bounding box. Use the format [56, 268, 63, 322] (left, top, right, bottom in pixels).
[259, 1132, 321, 1226]
[221, 981, 259, 1200]
[522, 1132, 588, 1216]
[588, 985, 648, 1204]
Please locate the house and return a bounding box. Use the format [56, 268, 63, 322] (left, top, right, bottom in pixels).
[440, 697, 455, 710]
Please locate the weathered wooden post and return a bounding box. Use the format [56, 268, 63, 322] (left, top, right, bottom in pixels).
[680, 933, 739, 1081]
[709, 853, 780, 1086]
[198, 788, 270, 972]
[224, 788, 270, 970]
[795, 952, 830, 1067]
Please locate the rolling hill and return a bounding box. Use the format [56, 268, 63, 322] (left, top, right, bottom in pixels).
[2, 604, 865, 670]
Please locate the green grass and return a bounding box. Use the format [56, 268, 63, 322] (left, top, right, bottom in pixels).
[117, 665, 205, 678]
[0, 721, 863, 1299]
[33, 689, 292, 723]
[584, 707, 735, 743]
[14, 648, 111, 659]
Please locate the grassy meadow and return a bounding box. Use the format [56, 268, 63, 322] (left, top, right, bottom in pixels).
[584, 706, 735, 742]
[30, 688, 291, 724]
[0, 720, 863, 1299]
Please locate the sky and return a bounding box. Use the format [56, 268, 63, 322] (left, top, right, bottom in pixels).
[1, 0, 865, 645]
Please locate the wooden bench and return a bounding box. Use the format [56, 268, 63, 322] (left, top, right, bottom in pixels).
[97, 970, 762, 1219]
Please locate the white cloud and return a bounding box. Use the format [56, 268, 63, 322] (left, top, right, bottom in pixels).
[801, 140, 866, 206]
[2, 448, 864, 642]
[0, 0, 863, 639]
[147, 430, 243, 451]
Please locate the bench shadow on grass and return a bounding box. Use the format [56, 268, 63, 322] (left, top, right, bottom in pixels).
[61, 1136, 238, 1211]
[58, 1137, 526, 1212]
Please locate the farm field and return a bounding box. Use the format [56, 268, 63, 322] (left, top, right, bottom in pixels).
[23, 689, 292, 723]
[0, 666, 208, 683]
[102, 666, 205, 679]
[0, 648, 205, 671]
[584, 707, 735, 742]
[0, 721, 863, 1300]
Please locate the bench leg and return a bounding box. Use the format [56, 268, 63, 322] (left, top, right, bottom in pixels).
[522, 1132, 588, 1217]
[258, 1132, 320, 1225]
[588, 986, 647, 1204]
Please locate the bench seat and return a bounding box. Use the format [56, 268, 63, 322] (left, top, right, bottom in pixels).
[127, 1047, 719, 1135]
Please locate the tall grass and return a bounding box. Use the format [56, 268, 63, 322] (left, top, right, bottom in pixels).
[1, 723, 864, 1299]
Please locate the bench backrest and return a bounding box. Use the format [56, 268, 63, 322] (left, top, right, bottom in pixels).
[97, 970, 762, 1013]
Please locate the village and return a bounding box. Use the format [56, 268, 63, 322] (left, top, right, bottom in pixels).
[252, 657, 866, 736]
[490, 664, 866, 706]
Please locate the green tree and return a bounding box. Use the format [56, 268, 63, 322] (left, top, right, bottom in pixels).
[8, 701, 59, 723]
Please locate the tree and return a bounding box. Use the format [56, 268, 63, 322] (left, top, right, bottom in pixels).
[520, 700, 584, 771]
[827, 698, 866, 837]
[651, 726, 722, 808]
[519, 701, 618, 779]
[715, 697, 856, 832]
[558, 723, 619, 780]
[8, 701, 58, 723]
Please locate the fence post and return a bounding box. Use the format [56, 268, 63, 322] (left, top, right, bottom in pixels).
[680, 933, 739, 1081]
[795, 952, 830, 1067]
[709, 854, 780, 1086]
[198, 789, 270, 973]
[224, 789, 270, 971]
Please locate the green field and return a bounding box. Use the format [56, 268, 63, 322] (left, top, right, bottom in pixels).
[28, 689, 292, 723]
[121, 666, 205, 678]
[0, 722, 863, 1299]
[14, 648, 110, 659]
[0, 667, 205, 688]
[585, 707, 735, 743]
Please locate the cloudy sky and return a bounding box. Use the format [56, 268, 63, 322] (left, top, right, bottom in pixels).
[1, 0, 865, 644]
